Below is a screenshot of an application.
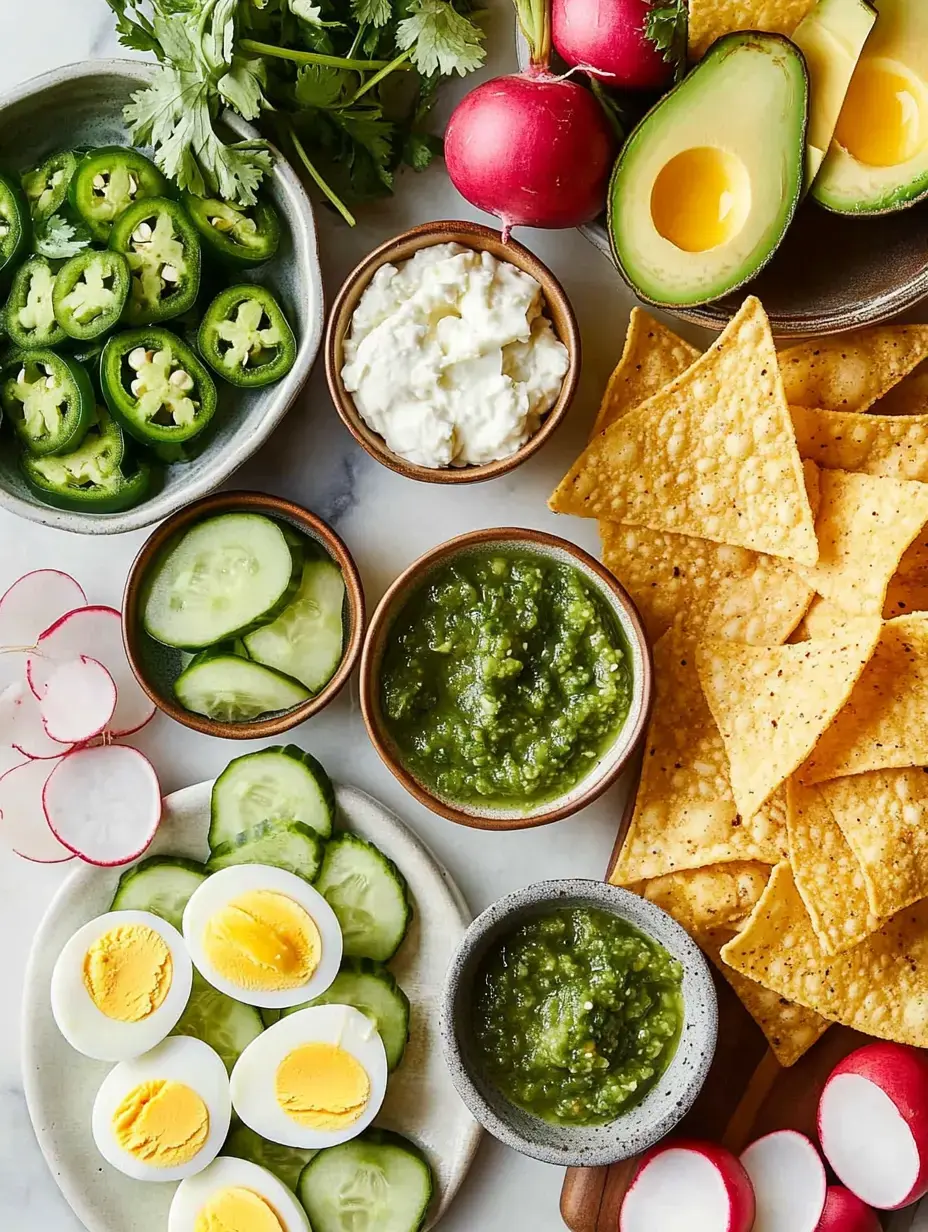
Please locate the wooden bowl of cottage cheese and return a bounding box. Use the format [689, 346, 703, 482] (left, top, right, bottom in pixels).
[325, 220, 581, 484]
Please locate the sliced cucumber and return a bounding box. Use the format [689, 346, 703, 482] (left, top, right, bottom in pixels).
[172, 971, 264, 1072]
[224, 1124, 315, 1192]
[298, 1131, 433, 1232]
[143, 512, 302, 649]
[315, 833, 412, 963]
[244, 556, 346, 693]
[110, 855, 208, 930]
[174, 650, 310, 721]
[210, 745, 335, 848]
[283, 958, 410, 1070]
[207, 819, 325, 883]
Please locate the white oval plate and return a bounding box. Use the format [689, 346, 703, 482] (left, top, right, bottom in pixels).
[22, 781, 480, 1231]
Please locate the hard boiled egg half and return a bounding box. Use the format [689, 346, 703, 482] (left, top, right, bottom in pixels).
[169, 1156, 311, 1232]
[92, 1036, 231, 1182]
[183, 864, 343, 1009]
[231, 1005, 388, 1149]
[51, 909, 193, 1061]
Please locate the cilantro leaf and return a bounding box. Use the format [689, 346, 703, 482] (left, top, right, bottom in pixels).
[645, 0, 687, 80]
[352, 0, 392, 26]
[396, 0, 486, 77]
[402, 130, 442, 171]
[34, 215, 90, 260]
[219, 54, 268, 120]
[332, 111, 394, 173]
[102, 0, 161, 53]
[295, 63, 353, 108]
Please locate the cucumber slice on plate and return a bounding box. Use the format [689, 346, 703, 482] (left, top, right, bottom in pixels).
[207, 819, 325, 883]
[143, 512, 302, 649]
[224, 1123, 315, 1192]
[174, 650, 310, 721]
[172, 972, 264, 1072]
[315, 833, 411, 962]
[298, 1130, 433, 1232]
[283, 958, 410, 1070]
[110, 855, 208, 930]
[210, 746, 335, 848]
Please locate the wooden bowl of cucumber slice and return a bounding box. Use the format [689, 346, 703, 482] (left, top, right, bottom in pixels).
[122, 490, 365, 737]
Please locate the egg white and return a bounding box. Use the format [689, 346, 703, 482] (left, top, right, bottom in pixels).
[168, 1155, 311, 1232]
[182, 864, 343, 1009]
[91, 1036, 231, 1182]
[230, 1004, 388, 1149]
[51, 909, 193, 1062]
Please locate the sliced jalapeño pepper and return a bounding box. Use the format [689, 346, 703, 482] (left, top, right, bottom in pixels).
[101, 327, 218, 449]
[108, 197, 201, 326]
[0, 347, 95, 456]
[198, 285, 296, 388]
[52, 250, 130, 341]
[69, 146, 168, 242]
[3, 255, 67, 349]
[183, 193, 281, 266]
[21, 149, 80, 222]
[0, 172, 31, 286]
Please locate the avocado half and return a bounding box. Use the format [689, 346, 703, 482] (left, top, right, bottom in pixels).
[813, 0, 928, 214]
[608, 33, 808, 309]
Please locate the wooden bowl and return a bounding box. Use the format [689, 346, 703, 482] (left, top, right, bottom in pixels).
[325, 221, 581, 483]
[360, 527, 653, 829]
[122, 490, 365, 739]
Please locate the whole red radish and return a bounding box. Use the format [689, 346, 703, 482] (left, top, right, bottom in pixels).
[552, 0, 673, 89]
[444, 0, 615, 235]
[814, 1187, 881, 1232]
[620, 1139, 755, 1232]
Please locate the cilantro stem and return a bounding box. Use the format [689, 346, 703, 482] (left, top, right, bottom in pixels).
[288, 127, 357, 227]
[348, 49, 413, 104]
[241, 39, 407, 72]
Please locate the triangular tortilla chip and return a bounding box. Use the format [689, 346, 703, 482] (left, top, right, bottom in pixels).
[795, 470, 928, 615]
[780, 326, 928, 413]
[801, 614, 928, 784]
[721, 863, 928, 1047]
[639, 862, 772, 934]
[551, 298, 819, 566]
[688, 0, 816, 59]
[696, 618, 881, 819]
[792, 405, 928, 482]
[872, 359, 928, 416]
[884, 573, 928, 620]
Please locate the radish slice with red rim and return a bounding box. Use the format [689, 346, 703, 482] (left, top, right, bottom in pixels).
[621, 1139, 755, 1232]
[815, 1186, 881, 1231]
[0, 758, 74, 863]
[44, 744, 161, 866]
[39, 656, 117, 745]
[5, 682, 74, 760]
[740, 1130, 826, 1232]
[0, 570, 86, 650]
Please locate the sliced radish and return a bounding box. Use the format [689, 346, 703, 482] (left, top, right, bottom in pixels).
[620, 1140, 755, 1232]
[815, 1187, 881, 1232]
[28, 606, 155, 737]
[5, 682, 74, 760]
[0, 570, 86, 649]
[819, 1042, 928, 1210]
[0, 758, 74, 863]
[43, 744, 161, 866]
[740, 1131, 827, 1232]
[39, 656, 116, 745]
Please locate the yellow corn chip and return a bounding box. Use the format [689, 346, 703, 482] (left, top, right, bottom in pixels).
[898, 531, 928, 577]
[688, 0, 817, 60]
[871, 360, 928, 416]
[695, 618, 881, 819]
[801, 614, 928, 784]
[786, 778, 882, 956]
[721, 863, 928, 1047]
[795, 469, 928, 615]
[792, 405, 928, 481]
[640, 862, 772, 934]
[884, 572, 928, 620]
[780, 327, 928, 413]
[789, 595, 850, 642]
[591, 308, 700, 439]
[550, 298, 819, 566]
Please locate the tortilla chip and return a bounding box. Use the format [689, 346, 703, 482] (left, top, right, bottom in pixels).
[550, 298, 819, 566]
[695, 618, 881, 819]
[698, 926, 831, 1067]
[792, 405, 928, 482]
[780, 327, 928, 414]
[795, 470, 928, 615]
[786, 779, 882, 955]
[871, 359, 928, 416]
[641, 862, 772, 934]
[591, 308, 700, 439]
[801, 614, 928, 784]
[611, 630, 786, 885]
[688, 0, 817, 59]
[789, 595, 849, 642]
[721, 863, 928, 1047]
[884, 572, 928, 620]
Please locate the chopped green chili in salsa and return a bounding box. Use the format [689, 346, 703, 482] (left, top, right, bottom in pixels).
[473, 907, 684, 1125]
[379, 551, 633, 808]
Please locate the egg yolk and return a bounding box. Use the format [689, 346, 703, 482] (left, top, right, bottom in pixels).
[112, 1079, 209, 1167]
[275, 1042, 371, 1130]
[835, 57, 927, 167]
[203, 890, 321, 992]
[193, 1187, 285, 1232]
[650, 146, 751, 253]
[82, 924, 173, 1022]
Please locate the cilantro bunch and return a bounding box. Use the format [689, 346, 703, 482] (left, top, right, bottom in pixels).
[105, 0, 486, 223]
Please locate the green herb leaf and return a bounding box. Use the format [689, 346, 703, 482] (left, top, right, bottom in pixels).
[402, 129, 442, 171]
[332, 110, 394, 171]
[103, 0, 162, 53]
[218, 54, 268, 120]
[34, 215, 90, 260]
[294, 63, 353, 108]
[352, 0, 392, 26]
[645, 0, 687, 80]
[396, 0, 486, 77]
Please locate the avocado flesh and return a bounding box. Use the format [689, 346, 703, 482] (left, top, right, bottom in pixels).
[813, 0, 928, 213]
[609, 33, 807, 309]
[792, 0, 876, 188]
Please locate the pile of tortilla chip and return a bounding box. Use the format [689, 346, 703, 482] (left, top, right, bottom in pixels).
[550, 297, 928, 1067]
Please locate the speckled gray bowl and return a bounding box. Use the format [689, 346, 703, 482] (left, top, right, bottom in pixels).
[440, 879, 718, 1168]
[0, 60, 323, 534]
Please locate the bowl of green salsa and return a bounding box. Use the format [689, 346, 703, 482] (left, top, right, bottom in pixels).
[439, 879, 717, 1168]
[360, 528, 653, 829]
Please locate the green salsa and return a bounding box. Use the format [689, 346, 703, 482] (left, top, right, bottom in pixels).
[473, 907, 684, 1126]
[380, 550, 633, 808]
